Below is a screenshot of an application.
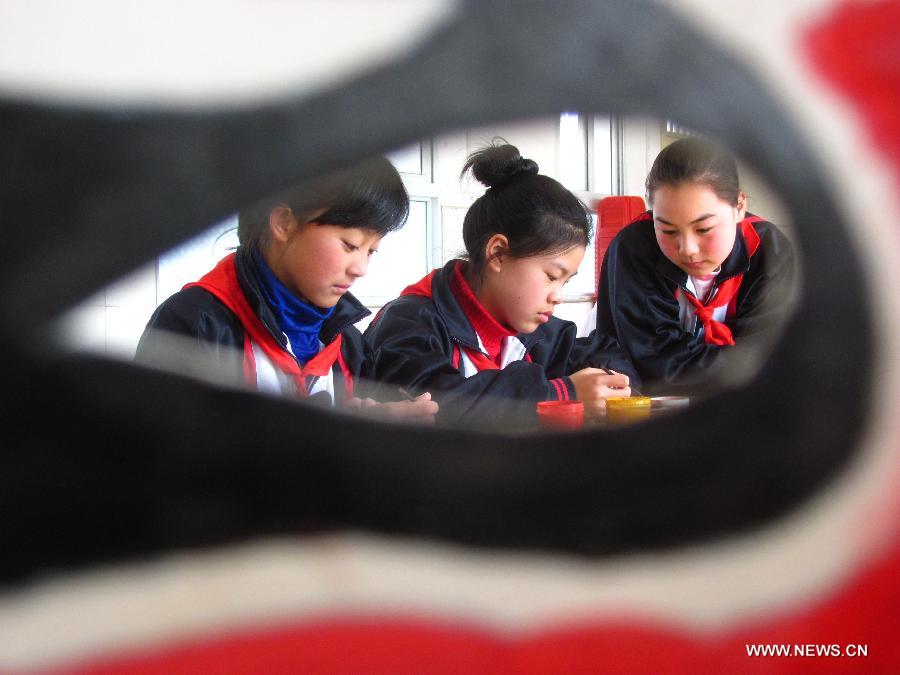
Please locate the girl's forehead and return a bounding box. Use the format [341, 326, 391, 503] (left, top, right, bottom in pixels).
[351, 226, 384, 243]
[652, 183, 733, 216]
[533, 245, 585, 268]
[653, 181, 721, 202]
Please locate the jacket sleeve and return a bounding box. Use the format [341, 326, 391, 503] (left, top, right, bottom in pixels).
[530, 319, 642, 389]
[596, 223, 795, 395]
[728, 224, 797, 341]
[134, 287, 245, 382]
[362, 297, 573, 428]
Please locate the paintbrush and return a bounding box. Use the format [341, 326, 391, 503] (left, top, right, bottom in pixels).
[601, 367, 643, 397]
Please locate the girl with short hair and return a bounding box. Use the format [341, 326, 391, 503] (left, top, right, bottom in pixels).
[136, 157, 437, 421]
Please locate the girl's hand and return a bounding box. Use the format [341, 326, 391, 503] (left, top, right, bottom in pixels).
[373, 391, 439, 424]
[344, 396, 379, 410]
[345, 392, 439, 424]
[569, 368, 631, 417]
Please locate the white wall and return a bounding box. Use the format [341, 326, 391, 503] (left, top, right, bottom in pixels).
[622, 116, 664, 199]
[58, 263, 158, 358]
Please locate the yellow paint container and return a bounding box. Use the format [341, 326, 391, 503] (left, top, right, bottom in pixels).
[605, 396, 652, 426]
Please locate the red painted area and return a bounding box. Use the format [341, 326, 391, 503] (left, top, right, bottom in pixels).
[804, 6, 900, 665]
[804, 0, 900, 185]
[50, 540, 899, 674]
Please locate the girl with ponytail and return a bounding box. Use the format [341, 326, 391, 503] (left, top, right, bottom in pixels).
[593, 138, 796, 395]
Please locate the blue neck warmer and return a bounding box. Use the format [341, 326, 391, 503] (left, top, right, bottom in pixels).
[251, 249, 335, 365]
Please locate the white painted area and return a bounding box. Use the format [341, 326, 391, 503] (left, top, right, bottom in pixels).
[0, 490, 887, 673]
[0, 0, 458, 107]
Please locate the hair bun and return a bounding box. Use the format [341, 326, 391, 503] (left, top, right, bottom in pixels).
[462, 140, 540, 189]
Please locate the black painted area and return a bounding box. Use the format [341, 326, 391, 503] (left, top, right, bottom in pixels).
[0, 0, 870, 584]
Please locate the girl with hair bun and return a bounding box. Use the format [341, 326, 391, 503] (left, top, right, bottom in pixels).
[594, 137, 796, 395]
[364, 142, 637, 427]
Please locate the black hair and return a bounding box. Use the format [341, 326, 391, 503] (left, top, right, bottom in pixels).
[460, 141, 592, 274]
[238, 156, 409, 251]
[646, 137, 741, 207]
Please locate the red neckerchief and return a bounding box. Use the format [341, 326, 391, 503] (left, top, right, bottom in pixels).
[184, 253, 353, 398]
[448, 262, 516, 366]
[681, 217, 763, 346]
[399, 263, 528, 372]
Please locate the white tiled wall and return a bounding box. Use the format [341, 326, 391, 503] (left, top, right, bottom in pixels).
[58, 255, 595, 359]
[58, 262, 159, 358]
[58, 263, 159, 359]
[57, 215, 243, 359]
[58, 303, 107, 354]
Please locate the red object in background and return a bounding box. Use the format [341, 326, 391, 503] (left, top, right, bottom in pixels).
[594, 196, 647, 292]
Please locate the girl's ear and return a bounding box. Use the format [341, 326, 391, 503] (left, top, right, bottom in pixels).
[735, 191, 747, 221]
[268, 205, 295, 244]
[485, 234, 510, 273]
